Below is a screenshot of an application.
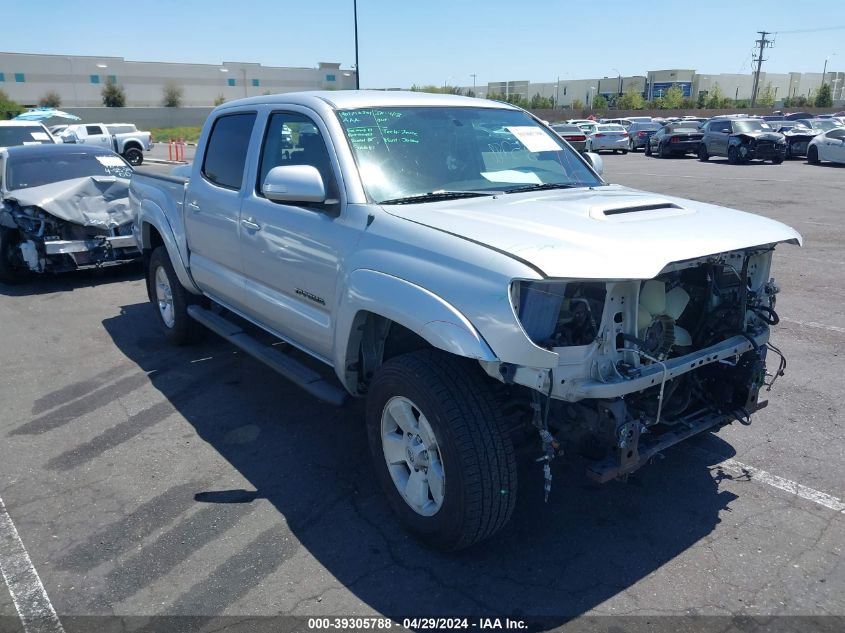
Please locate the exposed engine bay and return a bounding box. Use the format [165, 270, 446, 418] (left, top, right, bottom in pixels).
[0, 177, 139, 276]
[499, 246, 785, 484]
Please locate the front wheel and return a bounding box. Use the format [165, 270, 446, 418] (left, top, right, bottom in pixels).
[366, 350, 517, 550]
[147, 246, 203, 345]
[697, 144, 709, 161]
[645, 142, 652, 156]
[124, 147, 143, 166]
[659, 143, 670, 159]
[728, 145, 740, 164]
[772, 156, 784, 164]
[807, 146, 820, 164]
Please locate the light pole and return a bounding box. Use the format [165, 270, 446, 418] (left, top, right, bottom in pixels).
[470, 73, 476, 96]
[822, 53, 836, 89]
[353, 0, 360, 89]
[611, 68, 621, 96]
[555, 76, 559, 108]
[588, 86, 595, 108]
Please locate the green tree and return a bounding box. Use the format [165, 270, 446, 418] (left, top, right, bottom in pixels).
[616, 84, 645, 110]
[38, 90, 62, 108]
[213, 94, 226, 106]
[591, 94, 608, 111]
[648, 97, 665, 110]
[815, 83, 833, 107]
[662, 84, 684, 109]
[570, 98, 584, 111]
[0, 89, 24, 119]
[101, 80, 126, 107]
[757, 82, 776, 107]
[705, 83, 725, 109]
[162, 83, 184, 107]
[530, 93, 553, 109]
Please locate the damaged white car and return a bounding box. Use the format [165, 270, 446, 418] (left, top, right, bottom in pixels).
[0, 144, 139, 283]
[131, 92, 802, 550]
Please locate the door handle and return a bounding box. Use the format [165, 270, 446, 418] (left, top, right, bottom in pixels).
[187, 202, 201, 212]
[241, 217, 261, 231]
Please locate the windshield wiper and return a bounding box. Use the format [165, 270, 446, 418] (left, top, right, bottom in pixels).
[503, 183, 584, 194]
[379, 191, 494, 205]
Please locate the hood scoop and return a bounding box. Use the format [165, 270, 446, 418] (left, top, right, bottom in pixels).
[589, 200, 692, 222]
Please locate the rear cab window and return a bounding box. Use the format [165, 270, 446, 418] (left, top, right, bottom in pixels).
[202, 112, 257, 190]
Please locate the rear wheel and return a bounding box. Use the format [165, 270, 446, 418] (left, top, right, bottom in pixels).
[366, 349, 517, 550]
[124, 147, 143, 166]
[659, 143, 670, 158]
[807, 146, 820, 164]
[645, 142, 652, 156]
[0, 227, 29, 285]
[629, 139, 635, 152]
[621, 149, 628, 155]
[147, 246, 203, 345]
[772, 156, 784, 164]
[697, 144, 709, 161]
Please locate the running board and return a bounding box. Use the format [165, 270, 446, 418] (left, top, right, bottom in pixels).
[186, 305, 348, 406]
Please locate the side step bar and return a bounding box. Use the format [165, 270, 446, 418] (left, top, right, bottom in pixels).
[187, 305, 348, 406]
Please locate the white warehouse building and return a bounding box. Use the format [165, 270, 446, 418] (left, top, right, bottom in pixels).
[0, 51, 357, 107]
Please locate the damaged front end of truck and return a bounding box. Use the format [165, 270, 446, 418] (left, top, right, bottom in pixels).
[485, 245, 794, 485]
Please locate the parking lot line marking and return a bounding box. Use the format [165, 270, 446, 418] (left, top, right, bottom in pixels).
[780, 317, 845, 334]
[0, 496, 65, 633]
[686, 447, 845, 514]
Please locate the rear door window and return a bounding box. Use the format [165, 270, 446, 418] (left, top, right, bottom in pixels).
[202, 112, 257, 190]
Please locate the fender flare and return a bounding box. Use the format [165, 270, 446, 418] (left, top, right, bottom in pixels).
[333, 269, 497, 379]
[138, 200, 201, 294]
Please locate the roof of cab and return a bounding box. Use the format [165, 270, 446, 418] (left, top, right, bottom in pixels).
[214, 89, 520, 112]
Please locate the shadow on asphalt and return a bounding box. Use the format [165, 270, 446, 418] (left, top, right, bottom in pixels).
[0, 262, 143, 297]
[73, 301, 740, 625]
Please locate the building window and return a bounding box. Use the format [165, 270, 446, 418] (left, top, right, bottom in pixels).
[108, 75, 116, 83]
[90, 74, 100, 84]
[14, 73, 25, 83]
[251, 78, 259, 87]
[227, 78, 236, 87]
[326, 74, 336, 82]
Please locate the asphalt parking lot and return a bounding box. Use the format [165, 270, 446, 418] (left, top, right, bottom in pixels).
[0, 151, 843, 632]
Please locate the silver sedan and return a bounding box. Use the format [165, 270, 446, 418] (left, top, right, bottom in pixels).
[585, 124, 630, 154]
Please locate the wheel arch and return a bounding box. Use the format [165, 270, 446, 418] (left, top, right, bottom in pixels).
[334, 270, 497, 395]
[138, 205, 200, 295]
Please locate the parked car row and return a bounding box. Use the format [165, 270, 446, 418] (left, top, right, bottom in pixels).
[548, 113, 845, 166]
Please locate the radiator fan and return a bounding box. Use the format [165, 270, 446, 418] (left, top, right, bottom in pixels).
[637, 280, 692, 357]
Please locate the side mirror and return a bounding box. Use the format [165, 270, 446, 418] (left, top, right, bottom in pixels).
[584, 151, 604, 175]
[261, 165, 326, 203]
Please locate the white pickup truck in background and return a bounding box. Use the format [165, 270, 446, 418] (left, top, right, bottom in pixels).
[59, 122, 153, 166]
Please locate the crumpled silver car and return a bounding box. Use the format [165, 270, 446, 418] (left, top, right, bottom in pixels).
[0, 144, 139, 283]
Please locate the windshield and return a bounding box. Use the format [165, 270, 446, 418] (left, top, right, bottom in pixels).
[733, 120, 771, 133]
[806, 120, 839, 131]
[336, 106, 602, 203]
[0, 126, 54, 147]
[6, 151, 133, 190]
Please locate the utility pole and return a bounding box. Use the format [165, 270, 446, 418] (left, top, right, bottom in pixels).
[750, 30, 773, 107]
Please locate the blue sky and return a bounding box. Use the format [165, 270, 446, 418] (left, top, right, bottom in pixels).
[4, 0, 844, 88]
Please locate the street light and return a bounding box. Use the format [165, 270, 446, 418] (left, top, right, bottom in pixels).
[611, 67, 621, 95]
[353, 0, 360, 89]
[588, 86, 596, 107]
[470, 74, 477, 96]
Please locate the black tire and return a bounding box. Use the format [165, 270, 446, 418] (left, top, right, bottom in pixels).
[147, 246, 203, 345]
[124, 147, 143, 166]
[697, 144, 709, 161]
[645, 142, 652, 156]
[629, 139, 635, 152]
[621, 149, 628, 155]
[728, 145, 740, 164]
[366, 349, 517, 551]
[772, 156, 784, 164]
[807, 146, 820, 164]
[0, 227, 29, 285]
[659, 143, 670, 159]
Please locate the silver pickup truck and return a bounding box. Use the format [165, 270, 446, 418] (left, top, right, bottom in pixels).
[130, 91, 801, 550]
